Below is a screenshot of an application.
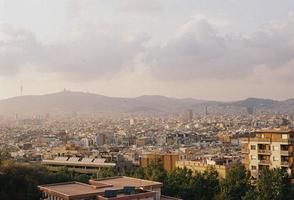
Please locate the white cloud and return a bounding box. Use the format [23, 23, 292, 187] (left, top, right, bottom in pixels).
[146, 15, 294, 80]
[0, 23, 149, 81]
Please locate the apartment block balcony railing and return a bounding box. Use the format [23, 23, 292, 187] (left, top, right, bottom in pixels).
[250, 138, 271, 143]
[280, 150, 291, 156]
[274, 139, 292, 144]
[258, 160, 271, 165]
[258, 149, 271, 154]
[281, 161, 290, 166]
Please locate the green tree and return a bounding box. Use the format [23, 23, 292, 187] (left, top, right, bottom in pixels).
[217, 163, 251, 200]
[96, 167, 117, 178]
[144, 162, 167, 182]
[256, 168, 292, 200]
[163, 167, 220, 200]
[0, 150, 11, 164]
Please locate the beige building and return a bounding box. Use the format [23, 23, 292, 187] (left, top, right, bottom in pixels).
[176, 160, 231, 179]
[241, 129, 294, 178]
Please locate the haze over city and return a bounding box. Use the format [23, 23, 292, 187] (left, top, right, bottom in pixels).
[1, 1, 294, 200]
[1, 0, 294, 100]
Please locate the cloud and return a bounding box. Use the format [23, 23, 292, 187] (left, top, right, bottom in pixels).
[118, 0, 163, 13]
[0, 25, 39, 75]
[0, 24, 149, 81]
[1, 13, 294, 85]
[146, 15, 294, 80]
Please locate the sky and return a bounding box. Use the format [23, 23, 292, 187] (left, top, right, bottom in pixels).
[0, 0, 294, 101]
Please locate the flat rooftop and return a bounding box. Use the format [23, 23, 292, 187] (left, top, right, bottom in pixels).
[256, 129, 294, 134]
[38, 176, 163, 199]
[90, 176, 163, 188]
[38, 182, 110, 199]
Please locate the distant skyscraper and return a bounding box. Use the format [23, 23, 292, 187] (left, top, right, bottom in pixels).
[20, 85, 23, 96]
[95, 133, 106, 146]
[205, 106, 208, 116]
[184, 109, 193, 123]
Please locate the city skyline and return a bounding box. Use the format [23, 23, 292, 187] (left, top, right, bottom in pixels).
[1, 0, 294, 100]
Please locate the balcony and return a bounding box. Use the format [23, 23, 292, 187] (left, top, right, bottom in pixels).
[281, 161, 290, 166]
[258, 149, 271, 155]
[259, 160, 271, 165]
[274, 139, 292, 144]
[280, 150, 291, 156]
[250, 138, 271, 143]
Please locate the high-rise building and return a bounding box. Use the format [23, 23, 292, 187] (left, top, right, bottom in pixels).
[184, 109, 193, 123]
[96, 133, 107, 146]
[204, 106, 208, 116]
[241, 129, 294, 178]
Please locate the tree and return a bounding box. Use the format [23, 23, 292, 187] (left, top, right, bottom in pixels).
[163, 167, 220, 200]
[0, 150, 11, 164]
[96, 167, 117, 178]
[217, 163, 251, 200]
[144, 161, 167, 182]
[256, 168, 292, 200]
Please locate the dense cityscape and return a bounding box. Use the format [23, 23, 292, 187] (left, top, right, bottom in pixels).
[1, 0, 294, 199]
[0, 104, 294, 199]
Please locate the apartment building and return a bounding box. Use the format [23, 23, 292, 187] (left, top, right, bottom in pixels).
[241, 129, 294, 178]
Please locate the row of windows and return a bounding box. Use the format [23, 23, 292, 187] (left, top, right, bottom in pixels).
[250, 155, 281, 161]
[259, 134, 288, 139]
[250, 145, 287, 151]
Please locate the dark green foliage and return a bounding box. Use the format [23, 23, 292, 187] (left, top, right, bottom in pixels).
[217, 163, 251, 200]
[0, 150, 11, 164]
[0, 158, 293, 200]
[163, 167, 220, 200]
[96, 167, 117, 178]
[256, 168, 292, 200]
[0, 160, 91, 200]
[144, 161, 167, 182]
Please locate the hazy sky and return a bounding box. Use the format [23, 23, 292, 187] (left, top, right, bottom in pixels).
[1, 0, 294, 100]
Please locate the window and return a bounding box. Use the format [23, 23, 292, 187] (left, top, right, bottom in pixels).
[282, 134, 288, 139]
[251, 155, 257, 160]
[251, 165, 257, 170]
[251, 145, 256, 150]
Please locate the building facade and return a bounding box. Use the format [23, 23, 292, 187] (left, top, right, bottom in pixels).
[176, 160, 231, 179]
[139, 153, 179, 172]
[241, 129, 294, 178]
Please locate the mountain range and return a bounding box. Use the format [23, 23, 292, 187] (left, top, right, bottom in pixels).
[0, 91, 293, 116]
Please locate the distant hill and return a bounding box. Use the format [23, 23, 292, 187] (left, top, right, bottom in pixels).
[0, 91, 293, 115]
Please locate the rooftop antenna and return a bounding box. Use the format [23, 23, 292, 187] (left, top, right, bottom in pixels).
[20, 85, 23, 96]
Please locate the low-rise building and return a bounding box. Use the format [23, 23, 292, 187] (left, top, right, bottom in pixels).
[42, 157, 115, 174]
[38, 176, 181, 200]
